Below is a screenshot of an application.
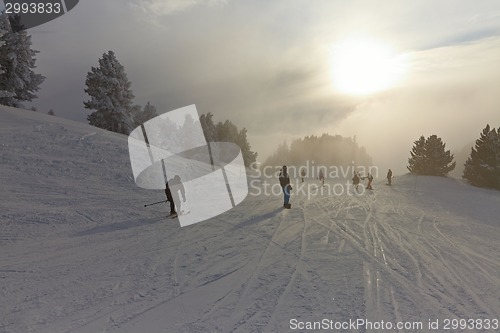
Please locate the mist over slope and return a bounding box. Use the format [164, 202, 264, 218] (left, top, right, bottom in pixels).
[1, 105, 499, 333]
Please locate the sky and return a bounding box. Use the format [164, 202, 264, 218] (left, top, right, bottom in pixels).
[14, 0, 500, 175]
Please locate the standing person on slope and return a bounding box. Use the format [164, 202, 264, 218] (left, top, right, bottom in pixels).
[352, 171, 360, 192]
[164, 175, 186, 217]
[387, 169, 393, 186]
[279, 166, 292, 209]
[169, 175, 186, 214]
[165, 182, 177, 217]
[301, 168, 306, 183]
[366, 172, 374, 190]
[318, 169, 325, 186]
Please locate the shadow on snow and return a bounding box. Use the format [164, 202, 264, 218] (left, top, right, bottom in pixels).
[72, 216, 166, 237]
[231, 207, 283, 230]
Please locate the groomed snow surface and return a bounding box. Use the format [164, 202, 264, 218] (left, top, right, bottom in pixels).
[1, 105, 499, 333]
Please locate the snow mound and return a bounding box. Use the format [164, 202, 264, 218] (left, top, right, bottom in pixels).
[1, 105, 147, 232]
[391, 173, 500, 226]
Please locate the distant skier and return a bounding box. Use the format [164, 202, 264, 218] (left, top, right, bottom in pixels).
[352, 171, 360, 191]
[387, 169, 393, 186]
[279, 165, 292, 209]
[318, 169, 325, 186]
[300, 168, 306, 183]
[366, 172, 374, 190]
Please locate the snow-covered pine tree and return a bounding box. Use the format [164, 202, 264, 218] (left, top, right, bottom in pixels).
[425, 135, 456, 176]
[463, 124, 500, 189]
[179, 113, 199, 152]
[215, 120, 239, 142]
[235, 127, 258, 167]
[0, 22, 11, 99]
[130, 104, 141, 128]
[407, 136, 426, 174]
[407, 135, 455, 176]
[0, 14, 45, 106]
[198, 113, 257, 167]
[215, 119, 259, 166]
[199, 112, 217, 142]
[133, 101, 158, 127]
[84, 51, 135, 135]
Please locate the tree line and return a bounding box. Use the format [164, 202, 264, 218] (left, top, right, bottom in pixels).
[263, 134, 373, 169]
[83, 50, 257, 167]
[0, 14, 257, 167]
[264, 128, 499, 191]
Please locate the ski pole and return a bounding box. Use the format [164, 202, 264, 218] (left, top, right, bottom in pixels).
[144, 200, 166, 207]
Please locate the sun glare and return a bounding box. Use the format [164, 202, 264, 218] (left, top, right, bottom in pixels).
[330, 38, 407, 95]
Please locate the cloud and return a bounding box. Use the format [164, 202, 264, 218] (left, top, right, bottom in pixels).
[334, 36, 500, 175]
[29, 0, 500, 164]
[128, 0, 228, 18]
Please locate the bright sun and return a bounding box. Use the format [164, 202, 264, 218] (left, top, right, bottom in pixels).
[330, 37, 407, 95]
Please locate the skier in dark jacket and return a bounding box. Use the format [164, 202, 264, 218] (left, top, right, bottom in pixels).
[352, 171, 360, 191]
[279, 166, 292, 209]
[387, 169, 393, 186]
[165, 182, 176, 216]
[318, 169, 325, 186]
[366, 172, 374, 190]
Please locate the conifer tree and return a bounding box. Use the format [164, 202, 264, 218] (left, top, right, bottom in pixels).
[235, 127, 258, 167]
[133, 101, 158, 127]
[0, 14, 45, 106]
[425, 135, 456, 176]
[407, 136, 426, 174]
[216, 120, 239, 142]
[199, 113, 258, 167]
[84, 51, 135, 134]
[463, 124, 500, 189]
[199, 112, 217, 142]
[407, 134, 455, 176]
[0, 22, 11, 99]
[179, 113, 199, 152]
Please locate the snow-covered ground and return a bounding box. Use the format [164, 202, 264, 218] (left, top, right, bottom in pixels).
[1, 105, 499, 333]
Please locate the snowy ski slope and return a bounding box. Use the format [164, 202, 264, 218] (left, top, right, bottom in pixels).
[1, 105, 499, 332]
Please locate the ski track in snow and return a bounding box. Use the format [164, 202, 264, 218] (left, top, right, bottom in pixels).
[1, 106, 499, 333]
